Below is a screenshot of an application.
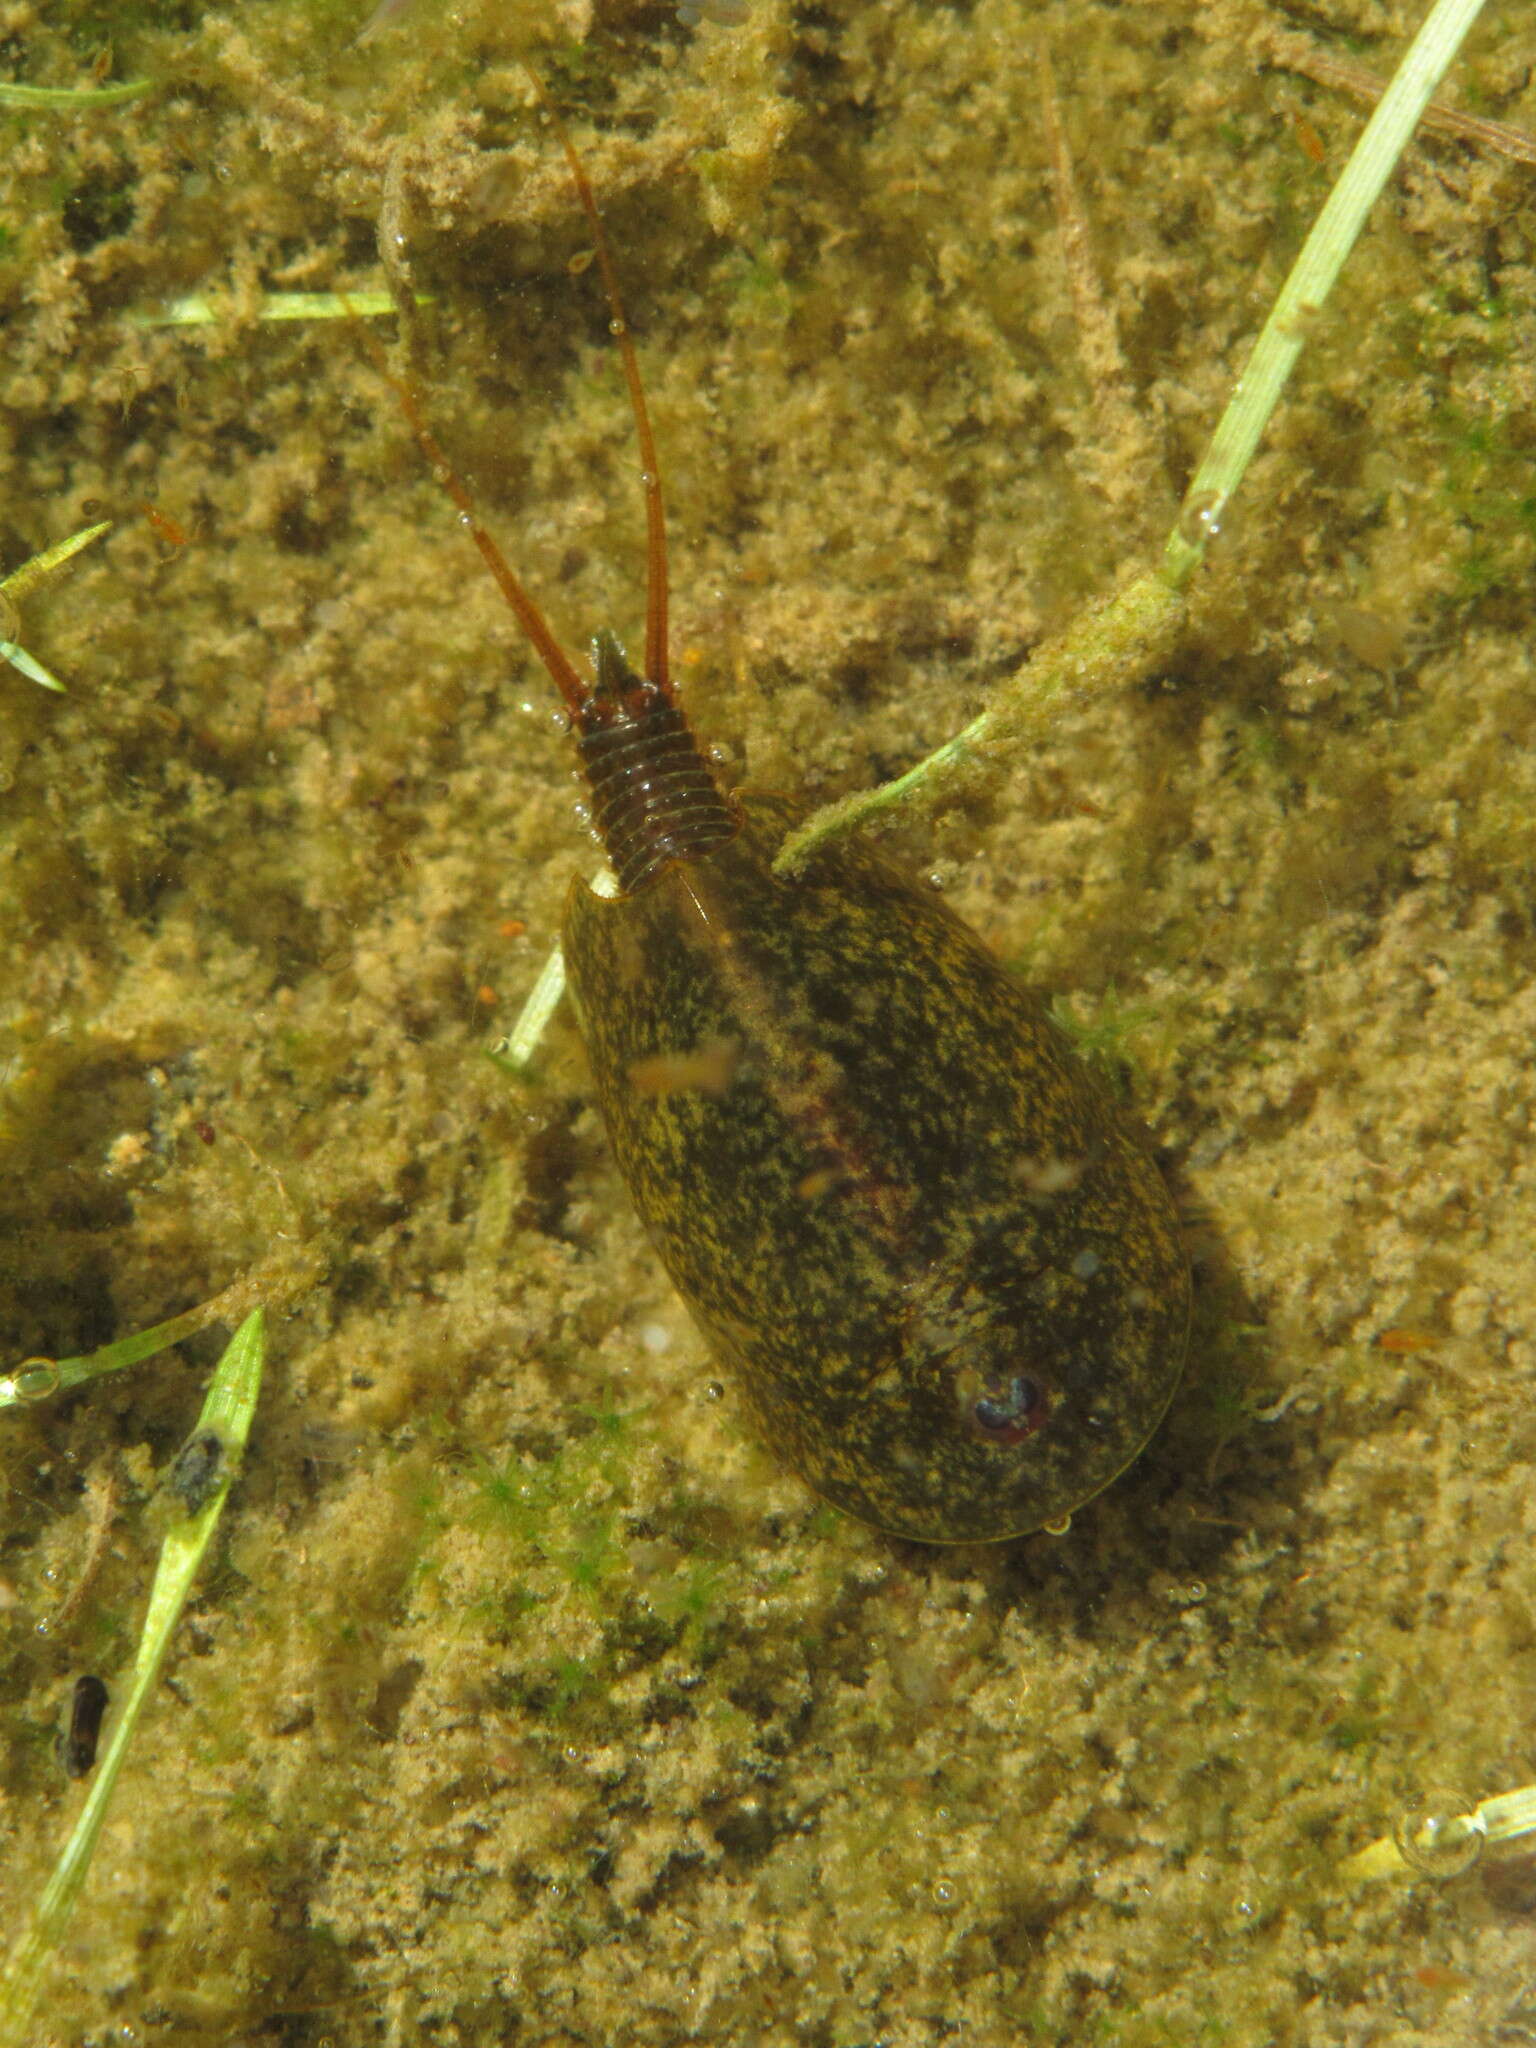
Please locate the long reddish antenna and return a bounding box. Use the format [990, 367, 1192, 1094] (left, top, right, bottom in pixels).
[523, 64, 671, 697]
[350, 310, 590, 714]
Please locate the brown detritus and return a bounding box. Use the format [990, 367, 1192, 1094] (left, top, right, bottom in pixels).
[1265, 29, 1536, 169]
[50, 1465, 119, 1630]
[1037, 44, 1163, 521]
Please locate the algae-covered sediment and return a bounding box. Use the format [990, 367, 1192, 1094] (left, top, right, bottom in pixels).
[3, 0, 1535, 2041]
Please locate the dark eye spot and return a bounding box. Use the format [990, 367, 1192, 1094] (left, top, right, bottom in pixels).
[971, 1375, 1049, 1445]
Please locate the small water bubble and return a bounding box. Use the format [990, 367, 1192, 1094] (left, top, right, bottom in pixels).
[14, 1357, 60, 1402]
[639, 470, 656, 488]
[1176, 489, 1224, 547]
[1393, 1789, 1485, 1878]
[930, 1878, 956, 1909]
[608, 318, 626, 337]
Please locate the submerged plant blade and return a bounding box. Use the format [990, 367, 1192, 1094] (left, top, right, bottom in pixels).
[0, 79, 151, 109]
[0, 520, 113, 691]
[0, 1310, 265, 2048]
[0, 638, 65, 691]
[129, 288, 427, 329]
[0, 520, 112, 604]
[1162, 0, 1493, 588]
[0, 1294, 241, 1410]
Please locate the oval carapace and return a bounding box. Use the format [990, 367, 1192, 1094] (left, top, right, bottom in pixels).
[383, 87, 1190, 1542]
[561, 637, 1189, 1543]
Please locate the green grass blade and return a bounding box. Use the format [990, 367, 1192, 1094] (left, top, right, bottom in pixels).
[0, 1297, 238, 1410]
[1, 521, 113, 692]
[0, 1309, 264, 2048]
[0, 79, 152, 109]
[0, 639, 65, 691]
[1161, 0, 1492, 588]
[1, 521, 112, 605]
[128, 288, 429, 329]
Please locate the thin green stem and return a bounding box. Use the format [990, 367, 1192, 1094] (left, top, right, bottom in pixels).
[1, 1282, 259, 1411]
[0, 79, 151, 109]
[0, 1312, 265, 2048]
[1, 521, 112, 692]
[774, 570, 1182, 872]
[775, 0, 1491, 867]
[129, 288, 431, 329]
[1161, 0, 1491, 589]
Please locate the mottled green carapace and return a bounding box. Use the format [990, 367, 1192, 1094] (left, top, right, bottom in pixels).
[562, 649, 1189, 1543]
[386, 110, 1188, 1543]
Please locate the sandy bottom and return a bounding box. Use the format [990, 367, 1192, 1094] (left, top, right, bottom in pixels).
[3, 0, 1534, 2041]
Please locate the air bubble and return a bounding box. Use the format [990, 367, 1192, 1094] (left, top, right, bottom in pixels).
[1393, 1790, 1485, 1878]
[13, 1357, 61, 1402]
[608, 318, 626, 337]
[1176, 489, 1224, 547]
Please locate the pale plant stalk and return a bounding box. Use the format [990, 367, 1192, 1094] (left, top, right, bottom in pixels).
[0, 1312, 265, 2048]
[773, 0, 1493, 872]
[1161, 0, 1495, 589]
[1, 522, 112, 692]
